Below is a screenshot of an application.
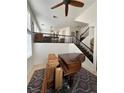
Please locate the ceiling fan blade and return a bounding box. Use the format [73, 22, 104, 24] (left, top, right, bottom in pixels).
[65, 4, 69, 16]
[69, 0, 84, 7]
[51, 2, 64, 9]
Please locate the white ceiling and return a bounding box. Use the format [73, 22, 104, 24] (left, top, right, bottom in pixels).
[28, 0, 96, 30]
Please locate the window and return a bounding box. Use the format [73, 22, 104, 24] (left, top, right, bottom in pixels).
[27, 31, 32, 58]
[27, 8, 32, 58]
[34, 23, 39, 32]
[27, 9, 31, 30]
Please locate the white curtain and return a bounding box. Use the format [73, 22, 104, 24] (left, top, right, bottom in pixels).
[27, 32, 32, 58]
[27, 9, 31, 30]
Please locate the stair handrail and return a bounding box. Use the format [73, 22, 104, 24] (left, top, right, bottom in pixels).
[80, 27, 89, 38]
[74, 36, 93, 54]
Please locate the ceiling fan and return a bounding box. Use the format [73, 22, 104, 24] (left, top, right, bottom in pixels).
[51, 0, 84, 16]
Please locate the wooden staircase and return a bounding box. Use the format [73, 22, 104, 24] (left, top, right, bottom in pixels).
[75, 43, 93, 62]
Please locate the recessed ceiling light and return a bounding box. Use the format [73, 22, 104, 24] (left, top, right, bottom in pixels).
[53, 16, 58, 18]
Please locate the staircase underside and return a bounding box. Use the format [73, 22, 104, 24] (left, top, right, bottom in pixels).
[75, 44, 93, 63]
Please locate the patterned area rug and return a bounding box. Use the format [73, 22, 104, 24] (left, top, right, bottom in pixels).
[71, 68, 97, 93]
[27, 69, 45, 93]
[27, 69, 69, 93]
[27, 68, 97, 93]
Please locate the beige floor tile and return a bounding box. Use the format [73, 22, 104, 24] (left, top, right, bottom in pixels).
[27, 64, 46, 84]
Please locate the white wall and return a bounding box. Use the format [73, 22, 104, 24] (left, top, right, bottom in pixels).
[32, 43, 96, 73]
[27, 56, 33, 76]
[69, 22, 88, 39]
[75, 1, 97, 71]
[75, 2, 97, 26]
[32, 43, 82, 65]
[82, 57, 96, 74]
[59, 26, 70, 35]
[82, 26, 94, 48]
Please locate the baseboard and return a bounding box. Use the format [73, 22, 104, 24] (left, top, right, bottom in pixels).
[82, 64, 97, 76]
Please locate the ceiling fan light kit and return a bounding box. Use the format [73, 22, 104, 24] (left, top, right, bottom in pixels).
[51, 0, 84, 16]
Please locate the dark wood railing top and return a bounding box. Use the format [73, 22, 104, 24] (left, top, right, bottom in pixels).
[33, 32, 72, 37]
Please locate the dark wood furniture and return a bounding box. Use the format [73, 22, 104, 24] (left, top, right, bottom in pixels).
[58, 53, 85, 86]
[34, 33, 43, 42]
[34, 33, 59, 43]
[41, 53, 85, 92]
[58, 53, 85, 76]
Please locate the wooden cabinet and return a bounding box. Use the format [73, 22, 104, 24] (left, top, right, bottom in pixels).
[58, 53, 85, 76]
